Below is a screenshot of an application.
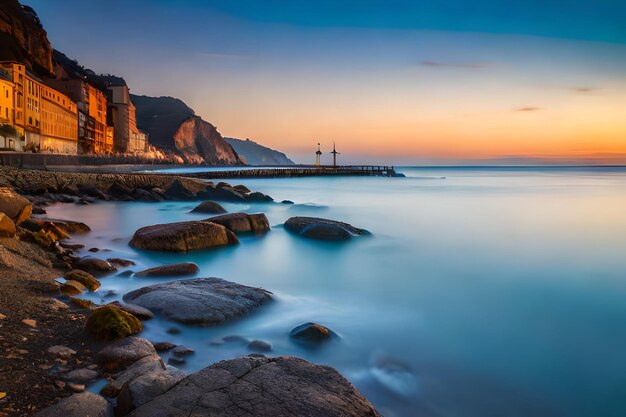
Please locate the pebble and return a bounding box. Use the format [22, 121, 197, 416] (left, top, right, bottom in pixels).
[66, 382, 85, 392]
[21, 319, 36, 328]
[48, 345, 76, 357]
[54, 380, 66, 389]
[62, 368, 98, 383]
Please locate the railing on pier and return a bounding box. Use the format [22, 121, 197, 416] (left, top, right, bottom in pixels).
[182, 165, 399, 179]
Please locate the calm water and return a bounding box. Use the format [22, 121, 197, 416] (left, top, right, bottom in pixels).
[46, 167, 626, 417]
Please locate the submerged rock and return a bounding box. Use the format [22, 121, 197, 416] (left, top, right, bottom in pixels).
[107, 301, 155, 320]
[129, 220, 239, 252]
[206, 212, 270, 234]
[290, 322, 334, 342]
[284, 216, 369, 241]
[123, 278, 272, 325]
[75, 257, 117, 275]
[85, 305, 143, 341]
[190, 201, 227, 214]
[33, 392, 111, 417]
[248, 339, 272, 352]
[246, 191, 274, 202]
[135, 262, 199, 277]
[127, 355, 381, 417]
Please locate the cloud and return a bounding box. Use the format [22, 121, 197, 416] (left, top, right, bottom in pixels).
[514, 106, 540, 112]
[571, 86, 596, 94]
[420, 60, 487, 69]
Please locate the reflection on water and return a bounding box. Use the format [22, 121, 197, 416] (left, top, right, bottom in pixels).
[47, 167, 626, 417]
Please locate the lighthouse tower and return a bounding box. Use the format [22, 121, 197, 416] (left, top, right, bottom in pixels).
[315, 143, 322, 166]
[331, 142, 340, 167]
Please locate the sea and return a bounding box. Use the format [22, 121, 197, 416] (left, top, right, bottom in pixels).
[45, 166, 626, 417]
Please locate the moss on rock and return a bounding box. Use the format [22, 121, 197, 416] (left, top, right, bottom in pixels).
[86, 305, 143, 341]
[64, 269, 100, 292]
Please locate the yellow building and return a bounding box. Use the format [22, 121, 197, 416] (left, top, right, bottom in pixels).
[45, 78, 107, 154]
[40, 84, 78, 154]
[0, 69, 18, 150]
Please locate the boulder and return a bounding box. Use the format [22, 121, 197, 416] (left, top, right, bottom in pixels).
[85, 305, 143, 341]
[100, 354, 164, 397]
[75, 257, 117, 275]
[33, 392, 111, 417]
[245, 191, 274, 202]
[129, 220, 239, 252]
[133, 188, 163, 202]
[123, 278, 272, 325]
[190, 201, 227, 214]
[196, 186, 246, 202]
[64, 269, 100, 292]
[152, 342, 176, 352]
[284, 216, 370, 241]
[165, 179, 196, 200]
[107, 301, 155, 320]
[289, 322, 334, 342]
[135, 262, 199, 278]
[122, 365, 186, 410]
[0, 187, 32, 225]
[60, 280, 87, 295]
[206, 212, 270, 234]
[69, 297, 97, 310]
[232, 184, 251, 194]
[96, 337, 157, 372]
[107, 257, 136, 267]
[127, 356, 381, 417]
[0, 213, 16, 238]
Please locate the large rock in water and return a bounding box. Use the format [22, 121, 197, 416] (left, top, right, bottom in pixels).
[128, 355, 381, 417]
[33, 392, 111, 417]
[86, 305, 143, 341]
[123, 278, 272, 325]
[206, 213, 270, 234]
[0, 187, 32, 225]
[96, 337, 157, 371]
[284, 216, 370, 241]
[190, 200, 227, 214]
[135, 262, 199, 277]
[129, 220, 239, 252]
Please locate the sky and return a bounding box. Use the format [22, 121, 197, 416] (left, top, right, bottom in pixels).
[27, 0, 626, 164]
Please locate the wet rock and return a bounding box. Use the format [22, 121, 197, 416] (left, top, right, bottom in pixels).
[101, 354, 164, 397]
[206, 212, 270, 234]
[75, 257, 117, 275]
[172, 345, 194, 356]
[152, 342, 177, 352]
[85, 305, 143, 341]
[133, 188, 163, 202]
[222, 335, 249, 344]
[129, 220, 239, 252]
[123, 278, 272, 325]
[60, 242, 85, 250]
[69, 297, 97, 310]
[165, 179, 196, 200]
[167, 356, 185, 366]
[67, 382, 86, 392]
[96, 337, 157, 372]
[108, 181, 134, 197]
[127, 356, 381, 417]
[107, 301, 154, 320]
[33, 392, 111, 417]
[0, 213, 16, 238]
[190, 201, 227, 214]
[284, 216, 370, 241]
[47, 345, 77, 357]
[135, 262, 199, 278]
[246, 191, 274, 202]
[289, 322, 334, 342]
[196, 186, 246, 202]
[77, 184, 110, 200]
[0, 187, 32, 225]
[117, 270, 134, 277]
[370, 354, 418, 397]
[281, 199, 294, 204]
[64, 269, 100, 292]
[88, 247, 99, 253]
[107, 258, 136, 267]
[62, 368, 99, 383]
[60, 280, 87, 295]
[166, 327, 181, 335]
[232, 184, 251, 194]
[248, 339, 272, 352]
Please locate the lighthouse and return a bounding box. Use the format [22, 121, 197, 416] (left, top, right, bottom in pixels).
[315, 143, 322, 166]
[331, 142, 340, 167]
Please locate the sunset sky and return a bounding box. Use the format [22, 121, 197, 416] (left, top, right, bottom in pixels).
[29, 0, 626, 164]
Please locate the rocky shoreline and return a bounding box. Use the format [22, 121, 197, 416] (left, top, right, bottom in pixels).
[0, 167, 379, 417]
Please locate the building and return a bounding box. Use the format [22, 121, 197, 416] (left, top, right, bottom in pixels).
[0, 61, 79, 154]
[103, 79, 147, 154]
[105, 125, 114, 153]
[39, 83, 78, 153]
[0, 67, 17, 149]
[44, 78, 107, 154]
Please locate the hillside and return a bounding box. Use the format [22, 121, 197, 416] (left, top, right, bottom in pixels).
[225, 137, 294, 166]
[131, 94, 242, 165]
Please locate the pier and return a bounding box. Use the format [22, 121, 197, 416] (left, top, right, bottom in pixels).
[182, 165, 401, 179]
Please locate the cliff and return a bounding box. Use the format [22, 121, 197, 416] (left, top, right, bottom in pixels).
[225, 138, 294, 166]
[131, 94, 242, 165]
[0, 0, 54, 76]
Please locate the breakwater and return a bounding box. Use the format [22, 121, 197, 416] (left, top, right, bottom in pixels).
[181, 165, 400, 179]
